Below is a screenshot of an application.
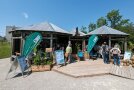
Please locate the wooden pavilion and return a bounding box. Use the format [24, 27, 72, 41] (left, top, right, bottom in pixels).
[8, 22, 129, 56]
[70, 27, 87, 54]
[9, 22, 72, 55]
[86, 26, 129, 54]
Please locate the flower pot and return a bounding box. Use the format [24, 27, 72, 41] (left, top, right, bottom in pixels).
[31, 65, 39, 72]
[31, 65, 51, 72]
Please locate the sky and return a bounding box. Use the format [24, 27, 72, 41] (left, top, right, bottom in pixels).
[0, 0, 134, 36]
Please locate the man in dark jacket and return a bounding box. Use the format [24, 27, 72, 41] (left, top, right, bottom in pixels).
[102, 42, 109, 64]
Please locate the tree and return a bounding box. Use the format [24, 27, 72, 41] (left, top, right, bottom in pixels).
[119, 22, 134, 43]
[88, 23, 96, 32]
[0, 36, 7, 45]
[106, 9, 130, 29]
[87, 9, 134, 52]
[106, 10, 122, 28]
[97, 17, 107, 27]
[80, 26, 87, 34]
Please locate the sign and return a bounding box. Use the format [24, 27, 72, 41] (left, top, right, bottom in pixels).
[6, 56, 28, 79]
[87, 35, 98, 53]
[55, 50, 65, 65]
[46, 48, 52, 52]
[124, 51, 132, 60]
[33, 35, 41, 43]
[17, 56, 28, 72]
[7, 56, 18, 73]
[22, 32, 42, 58]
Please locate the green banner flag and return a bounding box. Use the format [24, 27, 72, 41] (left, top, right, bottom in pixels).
[87, 35, 98, 53]
[22, 32, 42, 58]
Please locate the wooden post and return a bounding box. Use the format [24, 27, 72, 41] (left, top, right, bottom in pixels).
[82, 39, 86, 52]
[20, 32, 23, 55]
[109, 35, 111, 48]
[50, 34, 53, 48]
[124, 37, 127, 52]
[109, 35, 111, 61]
[11, 32, 13, 56]
[69, 36, 71, 41]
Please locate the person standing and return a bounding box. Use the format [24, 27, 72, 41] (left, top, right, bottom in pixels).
[110, 44, 121, 66]
[99, 43, 103, 58]
[102, 42, 109, 64]
[65, 43, 72, 64]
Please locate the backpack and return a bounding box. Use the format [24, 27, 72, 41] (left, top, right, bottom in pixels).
[112, 48, 119, 54]
[102, 45, 109, 53]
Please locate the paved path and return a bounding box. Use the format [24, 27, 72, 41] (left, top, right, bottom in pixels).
[0, 58, 134, 90]
[53, 59, 111, 78]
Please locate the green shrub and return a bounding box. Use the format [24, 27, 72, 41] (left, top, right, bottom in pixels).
[33, 53, 41, 65]
[33, 51, 53, 65]
[0, 42, 11, 59]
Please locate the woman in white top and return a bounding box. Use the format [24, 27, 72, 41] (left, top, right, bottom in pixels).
[110, 44, 121, 66]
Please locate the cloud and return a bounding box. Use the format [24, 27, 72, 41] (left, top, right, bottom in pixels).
[22, 12, 29, 19]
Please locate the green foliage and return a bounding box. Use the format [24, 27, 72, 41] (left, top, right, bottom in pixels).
[0, 41, 11, 59]
[117, 22, 134, 43]
[128, 41, 134, 52]
[97, 17, 107, 27]
[106, 10, 134, 44]
[87, 9, 134, 50]
[45, 60, 53, 65]
[80, 26, 87, 34]
[75, 43, 80, 52]
[33, 51, 53, 65]
[106, 9, 122, 28]
[88, 23, 96, 32]
[33, 53, 41, 65]
[106, 9, 130, 29]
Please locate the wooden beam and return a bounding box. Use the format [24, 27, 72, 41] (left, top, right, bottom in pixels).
[11, 37, 22, 39]
[50, 34, 53, 48]
[111, 39, 125, 41]
[82, 39, 86, 52]
[109, 35, 111, 60]
[124, 37, 127, 51]
[70, 39, 83, 41]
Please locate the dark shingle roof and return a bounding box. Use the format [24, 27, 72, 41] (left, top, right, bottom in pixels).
[87, 26, 128, 36]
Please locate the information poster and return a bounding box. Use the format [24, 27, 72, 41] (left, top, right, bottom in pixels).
[55, 50, 65, 65]
[124, 51, 131, 60]
[17, 56, 28, 72]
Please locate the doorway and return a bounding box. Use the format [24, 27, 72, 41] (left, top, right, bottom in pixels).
[12, 39, 21, 55]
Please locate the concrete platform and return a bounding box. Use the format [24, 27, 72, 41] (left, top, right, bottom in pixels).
[52, 59, 111, 78]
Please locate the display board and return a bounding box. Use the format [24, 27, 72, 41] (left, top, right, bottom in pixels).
[124, 51, 132, 60]
[17, 56, 28, 72]
[6, 56, 28, 79]
[46, 48, 52, 52]
[55, 50, 65, 65]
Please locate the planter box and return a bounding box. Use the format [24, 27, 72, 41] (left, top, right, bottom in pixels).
[31, 65, 51, 72]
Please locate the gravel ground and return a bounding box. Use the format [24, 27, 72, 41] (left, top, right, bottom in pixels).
[0, 58, 134, 90]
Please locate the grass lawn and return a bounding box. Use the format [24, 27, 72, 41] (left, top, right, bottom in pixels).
[0, 41, 11, 59]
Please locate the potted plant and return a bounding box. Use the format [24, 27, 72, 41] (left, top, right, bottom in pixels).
[31, 51, 53, 72]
